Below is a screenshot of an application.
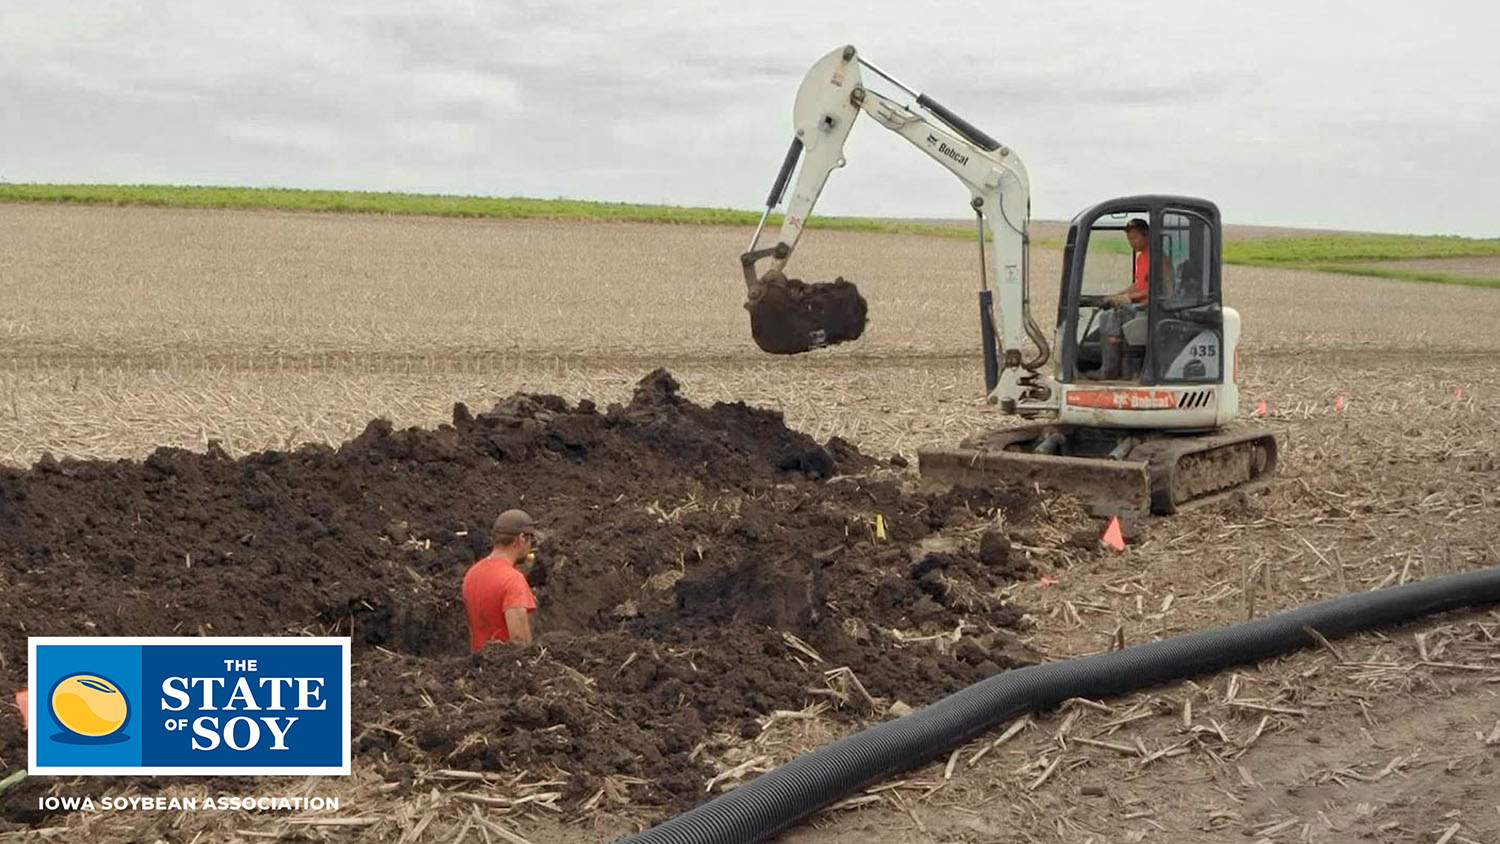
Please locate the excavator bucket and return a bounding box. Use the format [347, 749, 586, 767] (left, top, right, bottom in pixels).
[746, 270, 868, 355]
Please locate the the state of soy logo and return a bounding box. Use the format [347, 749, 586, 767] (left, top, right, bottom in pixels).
[29, 637, 349, 775]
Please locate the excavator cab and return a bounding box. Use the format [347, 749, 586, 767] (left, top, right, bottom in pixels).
[1060, 196, 1224, 387]
[923, 194, 1273, 516]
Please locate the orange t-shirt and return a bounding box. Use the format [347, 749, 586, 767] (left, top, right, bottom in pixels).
[462, 554, 537, 651]
[1132, 250, 1148, 296]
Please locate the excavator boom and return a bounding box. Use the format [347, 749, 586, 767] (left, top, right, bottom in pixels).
[741, 44, 1048, 399]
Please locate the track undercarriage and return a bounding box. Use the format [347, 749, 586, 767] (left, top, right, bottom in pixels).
[918, 424, 1278, 518]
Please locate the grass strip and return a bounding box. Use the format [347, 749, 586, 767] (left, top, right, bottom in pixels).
[1243, 262, 1500, 289]
[0, 183, 974, 239]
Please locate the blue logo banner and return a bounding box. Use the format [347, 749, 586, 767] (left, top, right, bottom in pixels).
[29, 637, 349, 775]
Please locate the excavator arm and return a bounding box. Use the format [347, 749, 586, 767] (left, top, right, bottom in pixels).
[742, 45, 1055, 414]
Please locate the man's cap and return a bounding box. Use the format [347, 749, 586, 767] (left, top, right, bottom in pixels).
[493, 509, 538, 535]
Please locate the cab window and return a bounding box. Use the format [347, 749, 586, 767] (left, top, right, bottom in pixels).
[1080, 212, 1145, 295]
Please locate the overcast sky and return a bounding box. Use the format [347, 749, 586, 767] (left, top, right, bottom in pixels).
[3, 1, 1497, 235]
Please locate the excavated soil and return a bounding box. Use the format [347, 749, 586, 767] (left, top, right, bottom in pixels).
[0, 370, 1045, 821]
[746, 271, 868, 354]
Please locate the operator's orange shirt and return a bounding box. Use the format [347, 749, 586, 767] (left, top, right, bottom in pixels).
[1132, 250, 1149, 296]
[462, 554, 537, 651]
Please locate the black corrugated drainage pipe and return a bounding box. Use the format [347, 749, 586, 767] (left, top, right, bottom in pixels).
[615, 565, 1500, 844]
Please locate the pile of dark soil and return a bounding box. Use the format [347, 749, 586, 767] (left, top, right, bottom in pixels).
[0, 370, 1046, 820]
[746, 271, 868, 354]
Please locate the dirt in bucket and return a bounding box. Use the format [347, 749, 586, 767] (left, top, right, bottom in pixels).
[745, 271, 869, 354]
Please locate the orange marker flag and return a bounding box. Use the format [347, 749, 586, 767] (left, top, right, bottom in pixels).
[15, 688, 27, 731]
[1454, 386, 1463, 400]
[1253, 400, 1268, 417]
[1334, 394, 1345, 411]
[1100, 517, 1126, 551]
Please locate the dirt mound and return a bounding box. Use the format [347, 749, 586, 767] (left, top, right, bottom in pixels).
[746, 271, 868, 354]
[0, 370, 1051, 821]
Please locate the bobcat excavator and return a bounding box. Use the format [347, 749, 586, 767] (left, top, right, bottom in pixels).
[740, 46, 1277, 516]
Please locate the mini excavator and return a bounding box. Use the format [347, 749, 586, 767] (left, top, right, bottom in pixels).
[740, 46, 1277, 516]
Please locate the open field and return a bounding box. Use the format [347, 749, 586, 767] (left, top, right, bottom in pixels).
[1, 203, 1498, 843]
[2, 203, 1495, 466]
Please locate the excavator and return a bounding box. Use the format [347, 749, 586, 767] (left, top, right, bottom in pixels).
[740, 46, 1277, 517]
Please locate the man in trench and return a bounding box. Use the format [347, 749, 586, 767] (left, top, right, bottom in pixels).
[462, 509, 539, 650]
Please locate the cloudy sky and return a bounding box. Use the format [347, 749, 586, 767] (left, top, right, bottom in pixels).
[3, 1, 1497, 235]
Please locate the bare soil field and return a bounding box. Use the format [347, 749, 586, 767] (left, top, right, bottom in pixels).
[1, 203, 1498, 843]
[2, 204, 1493, 465]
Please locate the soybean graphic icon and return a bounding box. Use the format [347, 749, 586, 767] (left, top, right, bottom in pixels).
[50, 674, 129, 738]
